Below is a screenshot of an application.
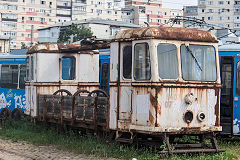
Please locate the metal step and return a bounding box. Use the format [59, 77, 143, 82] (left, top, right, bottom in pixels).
[116, 138, 133, 143]
[174, 143, 203, 149]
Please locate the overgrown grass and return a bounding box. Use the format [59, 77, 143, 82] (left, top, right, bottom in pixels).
[0, 118, 238, 160]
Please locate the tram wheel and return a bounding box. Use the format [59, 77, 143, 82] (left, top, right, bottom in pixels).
[53, 89, 72, 96]
[11, 108, 23, 120]
[88, 89, 108, 97]
[73, 90, 90, 96]
[0, 108, 11, 119]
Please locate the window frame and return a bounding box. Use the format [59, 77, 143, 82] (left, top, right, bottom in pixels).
[0, 63, 26, 89]
[180, 44, 217, 82]
[121, 44, 132, 80]
[133, 42, 151, 81]
[157, 43, 179, 80]
[61, 56, 76, 81]
[236, 61, 240, 96]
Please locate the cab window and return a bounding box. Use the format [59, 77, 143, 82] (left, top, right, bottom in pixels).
[62, 56, 76, 80]
[157, 44, 178, 79]
[134, 43, 151, 80]
[123, 46, 132, 79]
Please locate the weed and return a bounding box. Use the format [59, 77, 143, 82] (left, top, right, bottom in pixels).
[0, 118, 238, 160]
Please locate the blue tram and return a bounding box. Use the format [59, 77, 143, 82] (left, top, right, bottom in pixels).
[0, 53, 27, 119]
[219, 44, 240, 135]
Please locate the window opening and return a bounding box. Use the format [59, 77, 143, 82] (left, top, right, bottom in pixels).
[134, 43, 151, 80]
[181, 44, 217, 81]
[0, 65, 18, 89]
[19, 64, 26, 89]
[31, 56, 34, 81]
[236, 61, 240, 95]
[100, 63, 109, 92]
[62, 57, 76, 80]
[123, 46, 132, 79]
[157, 44, 178, 79]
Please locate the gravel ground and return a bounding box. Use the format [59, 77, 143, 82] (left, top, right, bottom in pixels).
[0, 138, 114, 160]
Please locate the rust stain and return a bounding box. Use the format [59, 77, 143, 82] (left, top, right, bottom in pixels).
[27, 43, 110, 54]
[214, 88, 220, 126]
[150, 93, 156, 106]
[149, 111, 155, 125]
[114, 26, 218, 43]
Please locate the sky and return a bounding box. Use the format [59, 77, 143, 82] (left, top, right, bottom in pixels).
[162, 0, 198, 9]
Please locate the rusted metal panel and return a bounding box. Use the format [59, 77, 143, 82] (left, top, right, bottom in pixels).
[119, 86, 132, 120]
[75, 96, 94, 121]
[36, 53, 60, 82]
[126, 86, 221, 134]
[37, 94, 109, 127]
[114, 26, 218, 43]
[62, 96, 73, 119]
[27, 43, 110, 54]
[77, 54, 99, 82]
[109, 87, 118, 129]
[39, 95, 61, 118]
[135, 94, 150, 126]
[97, 97, 108, 123]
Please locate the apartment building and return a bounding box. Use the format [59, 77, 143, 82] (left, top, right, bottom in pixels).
[0, 0, 56, 49]
[123, 0, 183, 27]
[56, 0, 72, 22]
[183, 0, 240, 30]
[71, 0, 125, 21]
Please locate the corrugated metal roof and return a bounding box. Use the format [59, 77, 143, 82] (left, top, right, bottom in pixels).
[38, 18, 140, 30]
[0, 52, 26, 59]
[10, 49, 28, 55]
[218, 44, 240, 51]
[113, 26, 218, 43]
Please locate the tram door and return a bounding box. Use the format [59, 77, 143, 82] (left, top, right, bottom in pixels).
[233, 56, 240, 135]
[220, 57, 234, 134]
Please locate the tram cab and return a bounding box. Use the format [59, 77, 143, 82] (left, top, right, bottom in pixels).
[109, 27, 222, 134]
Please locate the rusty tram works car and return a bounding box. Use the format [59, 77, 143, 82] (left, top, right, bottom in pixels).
[25, 26, 224, 154]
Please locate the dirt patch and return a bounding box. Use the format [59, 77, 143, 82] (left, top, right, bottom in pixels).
[0, 138, 115, 160]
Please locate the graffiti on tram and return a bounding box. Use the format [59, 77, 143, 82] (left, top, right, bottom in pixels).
[0, 88, 26, 112]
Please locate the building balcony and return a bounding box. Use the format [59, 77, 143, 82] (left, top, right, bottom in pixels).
[147, 14, 163, 18]
[235, 1, 240, 5]
[234, 11, 240, 14]
[57, 5, 71, 9]
[26, 20, 47, 25]
[26, 12, 38, 16]
[1, 0, 18, 2]
[1, 18, 17, 22]
[56, 14, 71, 17]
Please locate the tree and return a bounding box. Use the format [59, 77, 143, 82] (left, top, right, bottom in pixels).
[21, 42, 28, 49]
[57, 23, 93, 43]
